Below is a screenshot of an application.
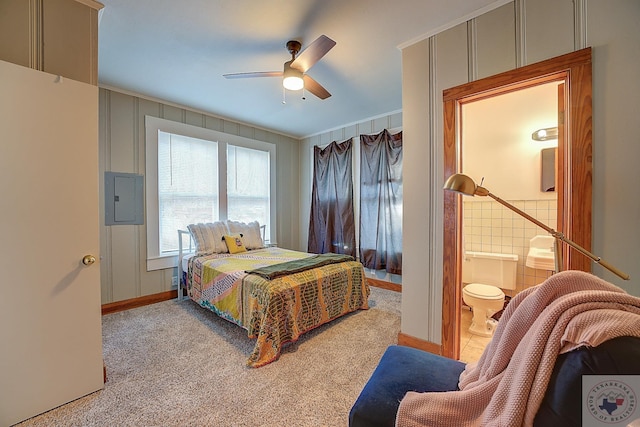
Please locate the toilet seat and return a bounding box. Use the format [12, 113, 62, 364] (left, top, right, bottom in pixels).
[462, 283, 506, 337]
[463, 283, 504, 300]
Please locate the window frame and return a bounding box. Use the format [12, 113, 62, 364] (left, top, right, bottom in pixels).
[145, 116, 276, 271]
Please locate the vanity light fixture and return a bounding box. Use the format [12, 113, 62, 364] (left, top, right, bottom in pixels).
[443, 173, 630, 280]
[531, 127, 558, 141]
[282, 61, 304, 91]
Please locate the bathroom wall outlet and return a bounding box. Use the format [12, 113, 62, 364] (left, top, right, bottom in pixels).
[171, 276, 178, 287]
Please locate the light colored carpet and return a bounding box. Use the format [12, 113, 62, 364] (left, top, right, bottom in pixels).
[17, 286, 401, 427]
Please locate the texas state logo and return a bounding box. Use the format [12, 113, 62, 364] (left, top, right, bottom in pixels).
[586, 378, 637, 425]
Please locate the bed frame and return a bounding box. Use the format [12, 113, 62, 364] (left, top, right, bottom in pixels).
[177, 229, 193, 301]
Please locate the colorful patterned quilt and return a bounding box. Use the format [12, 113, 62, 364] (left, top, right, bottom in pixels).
[187, 247, 370, 367]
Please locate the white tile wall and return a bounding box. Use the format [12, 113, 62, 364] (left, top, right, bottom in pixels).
[463, 199, 557, 296]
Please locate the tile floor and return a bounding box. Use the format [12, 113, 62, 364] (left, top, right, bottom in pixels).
[459, 307, 493, 363]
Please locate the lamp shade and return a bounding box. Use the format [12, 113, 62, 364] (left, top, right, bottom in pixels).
[443, 173, 479, 196]
[283, 61, 304, 91]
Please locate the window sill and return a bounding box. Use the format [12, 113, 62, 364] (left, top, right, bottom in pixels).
[147, 253, 179, 271]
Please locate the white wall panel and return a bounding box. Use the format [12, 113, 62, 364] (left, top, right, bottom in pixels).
[105, 92, 141, 303]
[135, 98, 164, 298]
[524, 0, 575, 64]
[424, 24, 473, 343]
[111, 225, 139, 301]
[587, 0, 640, 293]
[299, 138, 315, 250]
[254, 128, 268, 143]
[108, 91, 135, 173]
[205, 115, 224, 132]
[319, 132, 332, 146]
[476, 2, 516, 79]
[98, 90, 112, 303]
[185, 110, 204, 128]
[223, 120, 240, 136]
[329, 129, 344, 143]
[162, 105, 183, 123]
[363, 121, 377, 135]
[401, 37, 433, 341]
[344, 124, 358, 140]
[43, 0, 97, 84]
[389, 112, 403, 129]
[138, 98, 161, 121]
[238, 123, 255, 139]
[373, 117, 389, 133]
[436, 23, 470, 91]
[0, 0, 32, 67]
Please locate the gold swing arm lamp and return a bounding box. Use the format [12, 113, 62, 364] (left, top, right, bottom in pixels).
[443, 173, 630, 280]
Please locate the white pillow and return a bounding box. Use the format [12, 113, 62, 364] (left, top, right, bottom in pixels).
[225, 220, 245, 235]
[243, 221, 264, 250]
[226, 220, 264, 250]
[187, 221, 228, 255]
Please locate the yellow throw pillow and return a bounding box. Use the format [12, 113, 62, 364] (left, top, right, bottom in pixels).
[223, 234, 247, 254]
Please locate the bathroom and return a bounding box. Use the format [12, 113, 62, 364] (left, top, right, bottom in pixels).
[459, 81, 560, 362]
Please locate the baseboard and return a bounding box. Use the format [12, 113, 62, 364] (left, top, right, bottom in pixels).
[397, 332, 442, 355]
[101, 290, 178, 315]
[367, 277, 401, 292]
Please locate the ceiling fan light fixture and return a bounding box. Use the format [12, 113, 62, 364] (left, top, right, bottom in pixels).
[283, 61, 304, 91]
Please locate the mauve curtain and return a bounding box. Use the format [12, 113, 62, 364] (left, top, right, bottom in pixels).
[308, 139, 356, 257]
[359, 129, 403, 274]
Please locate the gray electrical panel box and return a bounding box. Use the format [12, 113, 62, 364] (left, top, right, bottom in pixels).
[105, 172, 144, 225]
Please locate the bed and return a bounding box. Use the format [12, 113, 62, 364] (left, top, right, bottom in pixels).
[178, 221, 370, 367]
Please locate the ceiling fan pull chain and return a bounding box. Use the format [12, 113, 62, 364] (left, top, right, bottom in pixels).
[282, 86, 286, 104]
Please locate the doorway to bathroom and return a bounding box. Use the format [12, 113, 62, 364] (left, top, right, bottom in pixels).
[441, 48, 593, 361]
[458, 82, 559, 362]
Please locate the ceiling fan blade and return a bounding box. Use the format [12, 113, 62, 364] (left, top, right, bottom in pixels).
[290, 35, 336, 73]
[303, 75, 331, 99]
[223, 71, 283, 79]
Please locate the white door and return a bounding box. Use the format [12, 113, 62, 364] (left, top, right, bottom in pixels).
[0, 60, 103, 426]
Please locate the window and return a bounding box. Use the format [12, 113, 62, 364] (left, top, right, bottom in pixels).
[226, 145, 271, 227]
[145, 116, 276, 270]
[158, 132, 219, 254]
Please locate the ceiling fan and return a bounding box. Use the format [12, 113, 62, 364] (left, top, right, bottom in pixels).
[223, 35, 336, 100]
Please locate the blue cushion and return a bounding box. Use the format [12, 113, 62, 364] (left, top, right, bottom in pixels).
[349, 345, 465, 427]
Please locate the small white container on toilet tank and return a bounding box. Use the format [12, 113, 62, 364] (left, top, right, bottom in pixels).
[462, 251, 518, 337]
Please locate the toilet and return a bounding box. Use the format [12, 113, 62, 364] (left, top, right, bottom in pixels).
[462, 251, 518, 337]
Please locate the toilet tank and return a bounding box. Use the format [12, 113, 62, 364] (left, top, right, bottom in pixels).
[463, 251, 518, 290]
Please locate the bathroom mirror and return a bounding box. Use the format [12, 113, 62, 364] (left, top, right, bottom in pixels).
[541, 148, 556, 192]
[441, 48, 593, 359]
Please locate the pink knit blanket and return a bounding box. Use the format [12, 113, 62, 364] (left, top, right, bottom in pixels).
[396, 270, 640, 427]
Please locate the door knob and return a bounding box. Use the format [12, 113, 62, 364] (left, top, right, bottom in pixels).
[82, 255, 96, 265]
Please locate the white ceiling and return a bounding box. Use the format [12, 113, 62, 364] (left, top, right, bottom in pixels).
[98, 0, 507, 138]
